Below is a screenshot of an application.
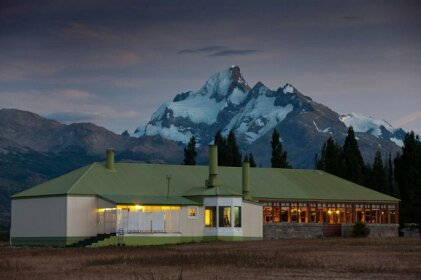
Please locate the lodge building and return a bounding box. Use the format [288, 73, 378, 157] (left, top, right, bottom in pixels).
[10, 146, 399, 247]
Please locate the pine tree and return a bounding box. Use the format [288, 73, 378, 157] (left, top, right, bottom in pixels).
[385, 152, 394, 196]
[226, 131, 242, 167]
[183, 136, 197, 165]
[370, 150, 387, 193]
[317, 137, 344, 177]
[271, 129, 290, 168]
[342, 127, 365, 185]
[394, 131, 421, 224]
[249, 153, 257, 167]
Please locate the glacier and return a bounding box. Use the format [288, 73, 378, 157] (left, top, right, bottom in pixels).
[132, 65, 405, 161]
[340, 113, 396, 137]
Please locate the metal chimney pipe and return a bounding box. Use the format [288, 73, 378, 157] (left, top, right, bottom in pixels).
[242, 159, 250, 198]
[208, 145, 220, 188]
[106, 148, 115, 170]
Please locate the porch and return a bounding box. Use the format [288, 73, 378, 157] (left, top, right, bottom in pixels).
[97, 205, 183, 235]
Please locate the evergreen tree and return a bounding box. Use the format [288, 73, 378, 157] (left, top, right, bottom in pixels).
[214, 130, 228, 166]
[213, 131, 242, 167]
[342, 127, 365, 185]
[385, 152, 395, 196]
[183, 136, 197, 165]
[394, 132, 421, 224]
[249, 153, 257, 167]
[370, 150, 387, 193]
[226, 131, 242, 167]
[271, 129, 291, 168]
[317, 137, 344, 177]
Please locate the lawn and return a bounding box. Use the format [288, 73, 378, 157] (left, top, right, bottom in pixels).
[1, 237, 420, 279]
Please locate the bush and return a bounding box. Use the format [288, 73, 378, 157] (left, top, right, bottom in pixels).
[352, 221, 370, 237]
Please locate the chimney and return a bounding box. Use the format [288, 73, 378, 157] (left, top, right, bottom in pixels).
[106, 148, 115, 170]
[242, 158, 250, 199]
[207, 145, 220, 188]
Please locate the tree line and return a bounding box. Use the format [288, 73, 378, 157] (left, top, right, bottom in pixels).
[184, 129, 290, 168]
[316, 127, 421, 225]
[183, 127, 421, 224]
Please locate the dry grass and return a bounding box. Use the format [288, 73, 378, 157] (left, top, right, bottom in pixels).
[1, 237, 421, 279]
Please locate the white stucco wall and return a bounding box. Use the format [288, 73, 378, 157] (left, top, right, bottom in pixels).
[181, 206, 205, 237]
[242, 201, 263, 238]
[11, 196, 67, 237]
[67, 196, 98, 237]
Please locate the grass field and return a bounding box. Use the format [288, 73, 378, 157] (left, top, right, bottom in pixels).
[1, 237, 421, 279]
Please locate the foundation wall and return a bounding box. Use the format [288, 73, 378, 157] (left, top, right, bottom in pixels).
[342, 223, 399, 237]
[263, 223, 323, 239]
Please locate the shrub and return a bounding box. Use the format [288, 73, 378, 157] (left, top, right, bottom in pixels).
[352, 221, 370, 237]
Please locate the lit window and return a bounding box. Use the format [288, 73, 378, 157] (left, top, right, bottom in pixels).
[188, 207, 198, 219]
[234, 207, 241, 227]
[205, 207, 216, 227]
[219, 207, 231, 227]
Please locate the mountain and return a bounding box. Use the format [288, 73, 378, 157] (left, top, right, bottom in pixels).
[133, 65, 405, 167]
[0, 108, 184, 233]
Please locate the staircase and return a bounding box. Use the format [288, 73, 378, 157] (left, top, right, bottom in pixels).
[68, 233, 115, 247]
[323, 224, 342, 237]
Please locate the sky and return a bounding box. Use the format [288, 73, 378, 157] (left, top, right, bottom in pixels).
[0, 0, 420, 134]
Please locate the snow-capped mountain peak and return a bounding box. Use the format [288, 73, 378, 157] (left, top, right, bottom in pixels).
[283, 83, 295, 94]
[340, 113, 395, 137]
[197, 65, 250, 101]
[339, 113, 405, 147]
[132, 66, 405, 168]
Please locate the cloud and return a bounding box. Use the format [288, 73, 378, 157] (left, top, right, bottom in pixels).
[178, 46, 227, 54]
[61, 22, 111, 42]
[45, 111, 99, 123]
[392, 111, 421, 128]
[178, 46, 262, 57]
[209, 49, 261, 57]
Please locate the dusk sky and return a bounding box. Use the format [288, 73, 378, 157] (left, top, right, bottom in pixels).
[1, 0, 420, 134]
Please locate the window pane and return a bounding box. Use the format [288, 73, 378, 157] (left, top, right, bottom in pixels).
[273, 206, 281, 223]
[234, 207, 241, 227]
[263, 206, 273, 223]
[219, 206, 231, 227]
[291, 203, 298, 222]
[205, 207, 216, 227]
[281, 207, 289, 222]
[309, 207, 316, 223]
[298, 203, 307, 223]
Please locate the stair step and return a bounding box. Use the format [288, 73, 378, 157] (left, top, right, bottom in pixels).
[68, 233, 115, 247]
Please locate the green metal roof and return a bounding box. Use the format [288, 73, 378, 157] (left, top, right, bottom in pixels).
[99, 194, 201, 205]
[184, 186, 241, 197]
[12, 162, 399, 203]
